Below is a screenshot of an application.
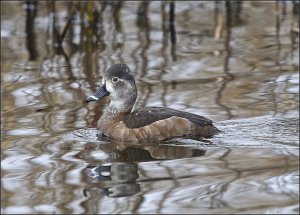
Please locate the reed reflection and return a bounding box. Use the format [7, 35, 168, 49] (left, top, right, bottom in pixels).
[169, 2, 177, 61]
[214, 1, 223, 40]
[136, 1, 150, 78]
[25, 1, 38, 61]
[42, 2, 75, 80]
[215, 1, 237, 119]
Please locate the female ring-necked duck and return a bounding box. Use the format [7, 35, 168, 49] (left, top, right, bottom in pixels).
[86, 63, 220, 143]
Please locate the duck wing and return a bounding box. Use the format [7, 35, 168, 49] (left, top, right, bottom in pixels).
[124, 107, 213, 129]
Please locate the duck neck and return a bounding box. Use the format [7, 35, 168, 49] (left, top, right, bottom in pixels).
[100, 88, 137, 121]
[107, 89, 137, 115]
[101, 96, 135, 119]
[106, 103, 133, 116]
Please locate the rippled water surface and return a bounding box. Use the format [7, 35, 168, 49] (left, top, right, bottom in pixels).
[1, 1, 299, 214]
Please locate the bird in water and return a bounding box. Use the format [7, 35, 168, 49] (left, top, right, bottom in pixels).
[86, 63, 220, 143]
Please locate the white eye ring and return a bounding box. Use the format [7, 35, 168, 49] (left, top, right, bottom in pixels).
[112, 77, 119, 83]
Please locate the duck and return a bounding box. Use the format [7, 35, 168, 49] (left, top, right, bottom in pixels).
[86, 63, 220, 143]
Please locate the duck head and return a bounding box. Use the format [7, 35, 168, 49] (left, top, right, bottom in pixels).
[86, 63, 137, 113]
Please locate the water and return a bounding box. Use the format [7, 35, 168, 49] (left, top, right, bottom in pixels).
[1, 1, 299, 214]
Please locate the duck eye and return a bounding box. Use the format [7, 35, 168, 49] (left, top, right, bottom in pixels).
[112, 77, 119, 83]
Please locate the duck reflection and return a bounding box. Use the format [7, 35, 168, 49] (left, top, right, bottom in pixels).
[87, 162, 139, 198]
[85, 143, 206, 198]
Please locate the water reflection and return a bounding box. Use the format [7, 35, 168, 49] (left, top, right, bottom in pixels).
[18, 1, 299, 121]
[1, 1, 299, 214]
[85, 143, 206, 198]
[25, 1, 38, 61]
[215, 1, 236, 119]
[88, 162, 139, 198]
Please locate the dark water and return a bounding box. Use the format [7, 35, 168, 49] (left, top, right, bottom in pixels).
[1, 1, 299, 214]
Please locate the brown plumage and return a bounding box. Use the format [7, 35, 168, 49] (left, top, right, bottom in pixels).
[86, 63, 220, 143]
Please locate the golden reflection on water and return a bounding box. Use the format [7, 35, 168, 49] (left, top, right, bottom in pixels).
[1, 1, 299, 214]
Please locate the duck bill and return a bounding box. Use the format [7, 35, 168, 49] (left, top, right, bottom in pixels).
[86, 84, 110, 103]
